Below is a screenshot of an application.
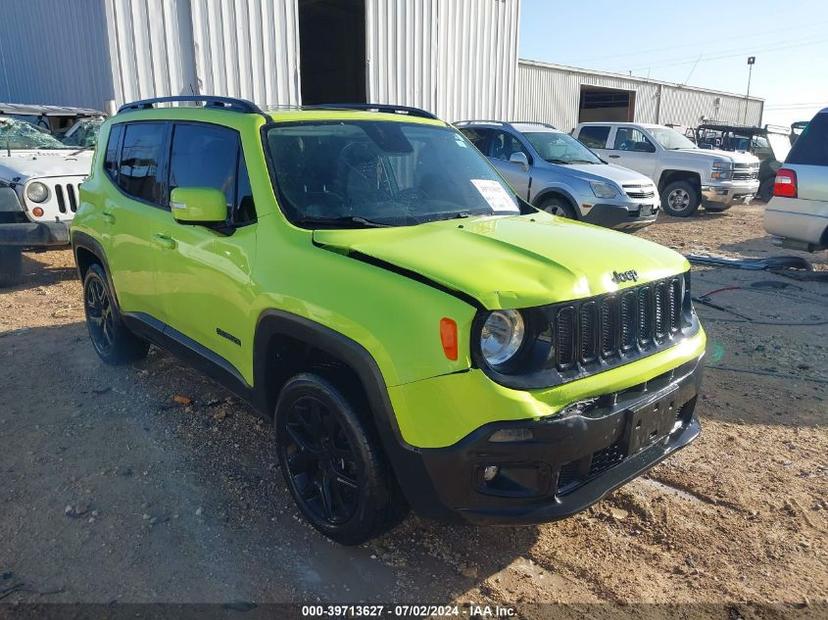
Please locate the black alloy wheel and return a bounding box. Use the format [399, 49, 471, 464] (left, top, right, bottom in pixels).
[82, 263, 149, 364]
[85, 272, 115, 357]
[275, 373, 407, 544]
[282, 393, 361, 525]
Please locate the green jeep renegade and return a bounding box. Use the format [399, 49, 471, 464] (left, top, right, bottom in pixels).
[71, 96, 706, 544]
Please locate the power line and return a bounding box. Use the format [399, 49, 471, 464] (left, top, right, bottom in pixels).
[567, 19, 828, 64]
[621, 37, 828, 73]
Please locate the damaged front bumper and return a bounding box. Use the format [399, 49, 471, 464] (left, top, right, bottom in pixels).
[403, 355, 703, 524]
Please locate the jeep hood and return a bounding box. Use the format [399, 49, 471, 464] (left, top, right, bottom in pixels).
[313, 214, 689, 309]
[0, 150, 93, 181]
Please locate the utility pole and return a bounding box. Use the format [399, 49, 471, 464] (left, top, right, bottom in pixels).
[743, 56, 755, 125]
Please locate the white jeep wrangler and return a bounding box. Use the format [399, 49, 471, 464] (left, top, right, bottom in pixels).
[0, 116, 93, 286]
[573, 122, 760, 217]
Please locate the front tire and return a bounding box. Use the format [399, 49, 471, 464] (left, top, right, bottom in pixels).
[83, 263, 149, 364]
[661, 181, 700, 217]
[0, 247, 23, 288]
[540, 196, 578, 219]
[275, 373, 406, 545]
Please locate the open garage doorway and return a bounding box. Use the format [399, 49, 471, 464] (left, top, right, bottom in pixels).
[578, 85, 636, 123]
[298, 0, 367, 105]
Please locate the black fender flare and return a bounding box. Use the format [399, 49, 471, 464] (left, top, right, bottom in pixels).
[253, 309, 442, 515]
[71, 231, 123, 314]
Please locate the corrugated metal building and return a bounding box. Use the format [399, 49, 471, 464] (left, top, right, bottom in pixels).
[0, 0, 519, 121]
[0, 1, 764, 129]
[515, 59, 764, 131]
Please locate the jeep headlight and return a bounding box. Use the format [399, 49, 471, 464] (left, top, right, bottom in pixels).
[589, 180, 618, 199]
[710, 160, 732, 180]
[26, 181, 49, 203]
[480, 310, 525, 366]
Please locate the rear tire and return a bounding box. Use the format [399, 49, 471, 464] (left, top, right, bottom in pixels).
[0, 247, 23, 288]
[540, 196, 578, 219]
[661, 180, 700, 217]
[83, 263, 149, 365]
[275, 373, 407, 545]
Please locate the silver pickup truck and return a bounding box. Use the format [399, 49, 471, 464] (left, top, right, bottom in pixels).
[573, 122, 760, 217]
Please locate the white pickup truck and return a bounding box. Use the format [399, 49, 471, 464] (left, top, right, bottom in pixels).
[573, 122, 760, 217]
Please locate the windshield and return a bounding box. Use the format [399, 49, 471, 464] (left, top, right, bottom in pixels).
[266, 121, 522, 228]
[61, 117, 104, 148]
[523, 131, 602, 164]
[0, 117, 72, 150]
[648, 127, 697, 150]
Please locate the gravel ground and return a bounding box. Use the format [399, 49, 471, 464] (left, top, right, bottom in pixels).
[1, 203, 826, 617]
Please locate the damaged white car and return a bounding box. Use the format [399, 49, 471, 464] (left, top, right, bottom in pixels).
[0, 117, 94, 286]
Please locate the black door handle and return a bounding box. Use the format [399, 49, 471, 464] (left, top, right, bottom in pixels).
[608, 155, 620, 159]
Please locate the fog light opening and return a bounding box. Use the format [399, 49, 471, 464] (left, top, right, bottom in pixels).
[482, 465, 499, 482]
[488, 428, 533, 443]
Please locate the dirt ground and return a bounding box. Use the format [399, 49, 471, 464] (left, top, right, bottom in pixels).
[1, 203, 826, 617]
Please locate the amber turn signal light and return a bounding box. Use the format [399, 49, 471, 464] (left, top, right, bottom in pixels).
[440, 317, 458, 361]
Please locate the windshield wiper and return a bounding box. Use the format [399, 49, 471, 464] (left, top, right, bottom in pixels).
[295, 215, 391, 228]
[70, 146, 94, 156]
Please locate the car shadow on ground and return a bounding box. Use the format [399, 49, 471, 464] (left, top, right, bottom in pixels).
[0, 321, 542, 604]
[7, 251, 78, 292]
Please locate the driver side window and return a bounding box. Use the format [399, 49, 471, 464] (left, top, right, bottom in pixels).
[489, 131, 530, 163]
[614, 128, 655, 153]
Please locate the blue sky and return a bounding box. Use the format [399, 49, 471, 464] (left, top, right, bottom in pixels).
[519, 0, 828, 127]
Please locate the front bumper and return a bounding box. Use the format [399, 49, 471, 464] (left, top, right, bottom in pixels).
[701, 180, 759, 207]
[401, 355, 703, 524]
[582, 202, 659, 230]
[0, 221, 70, 248]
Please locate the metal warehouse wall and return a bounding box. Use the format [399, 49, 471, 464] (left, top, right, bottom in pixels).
[0, 0, 113, 109]
[106, 0, 301, 110]
[2, 0, 517, 118]
[366, 0, 520, 120]
[515, 60, 763, 131]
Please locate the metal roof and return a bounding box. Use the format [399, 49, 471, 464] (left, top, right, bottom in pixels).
[518, 59, 765, 102]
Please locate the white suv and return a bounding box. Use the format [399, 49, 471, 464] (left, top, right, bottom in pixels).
[573, 122, 760, 217]
[764, 108, 828, 251]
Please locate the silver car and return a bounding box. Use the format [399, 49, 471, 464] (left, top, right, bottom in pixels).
[764, 108, 828, 252]
[456, 120, 659, 230]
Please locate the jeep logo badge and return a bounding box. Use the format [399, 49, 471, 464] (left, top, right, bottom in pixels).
[612, 269, 638, 284]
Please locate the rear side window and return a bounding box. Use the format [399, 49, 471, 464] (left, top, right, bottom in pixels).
[787, 113, 828, 166]
[103, 124, 123, 181]
[118, 122, 168, 206]
[578, 126, 610, 149]
[168, 122, 256, 225]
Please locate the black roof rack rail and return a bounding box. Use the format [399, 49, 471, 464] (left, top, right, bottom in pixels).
[301, 103, 437, 120]
[117, 95, 264, 115]
[454, 119, 557, 130]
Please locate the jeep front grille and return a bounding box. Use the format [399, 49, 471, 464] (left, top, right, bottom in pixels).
[476, 274, 697, 390]
[54, 183, 80, 213]
[550, 275, 686, 372]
